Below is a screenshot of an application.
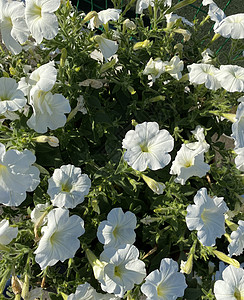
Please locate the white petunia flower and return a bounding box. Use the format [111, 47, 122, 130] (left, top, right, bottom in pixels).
[234, 147, 244, 172]
[88, 9, 121, 31]
[186, 187, 228, 246]
[136, 0, 154, 14]
[228, 220, 244, 257]
[214, 265, 244, 299]
[165, 12, 194, 27]
[232, 101, 244, 148]
[93, 36, 118, 62]
[0, 219, 18, 245]
[216, 65, 244, 93]
[187, 125, 210, 153]
[187, 63, 221, 91]
[143, 58, 165, 83]
[28, 61, 57, 97]
[67, 282, 120, 300]
[163, 56, 184, 80]
[34, 207, 85, 270]
[99, 244, 146, 298]
[0, 143, 40, 206]
[207, 2, 226, 30]
[27, 90, 71, 133]
[141, 258, 187, 300]
[0, 77, 27, 114]
[97, 208, 137, 249]
[201, 48, 214, 64]
[122, 121, 174, 172]
[47, 164, 91, 209]
[25, 0, 60, 44]
[0, 0, 29, 54]
[215, 13, 244, 39]
[170, 144, 210, 185]
[30, 203, 50, 224]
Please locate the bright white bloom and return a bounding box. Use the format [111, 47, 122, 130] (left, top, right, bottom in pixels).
[34, 208, 85, 270]
[186, 188, 228, 246]
[187, 63, 221, 91]
[202, 0, 214, 5]
[88, 9, 121, 30]
[143, 58, 165, 83]
[27, 90, 71, 133]
[215, 13, 244, 39]
[47, 164, 91, 209]
[214, 265, 244, 299]
[165, 12, 194, 27]
[0, 77, 27, 114]
[25, 0, 60, 44]
[234, 147, 244, 172]
[67, 282, 120, 300]
[228, 220, 244, 257]
[0, 219, 18, 245]
[201, 48, 214, 64]
[232, 101, 244, 148]
[0, 143, 40, 206]
[216, 65, 244, 93]
[207, 2, 226, 30]
[97, 208, 136, 249]
[163, 56, 184, 80]
[29, 61, 57, 97]
[141, 258, 187, 300]
[99, 244, 146, 297]
[30, 203, 50, 224]
[187, 125, 210, 153]
[122, 121, 174, 172]
[136, 0, 154, 14]
[170, 144, 210, 185]
[0, 0, 29, 54]
[93, 36, 118, 62]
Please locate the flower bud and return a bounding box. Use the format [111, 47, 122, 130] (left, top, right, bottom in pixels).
[180, 253, 193, 274]
[33, 135, 59, 147]
[21, 274, 29, 300]
[213, 250, 240, 268]
[11, 275, 22, 295]
[133, 40, 150, 51]
[85, 248, 107, 280]
[142, 174, 165, 195]
[82, 11, 98, 23]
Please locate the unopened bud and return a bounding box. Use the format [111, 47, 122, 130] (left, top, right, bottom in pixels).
[142, 174, 165, 195]
[133, 40, 150, 51]
[213, 250, 240, 268]
[33, 135, 59, 147]
[21, 274, 29, 300]
[82, 11, 98, 23]
[11, 275, 22, 295]
[180, 253, 193, 274]
[85, 248, 107, 280]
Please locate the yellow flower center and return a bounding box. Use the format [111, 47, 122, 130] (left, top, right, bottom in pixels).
[234, 288, 244, 300]
[184, 159, 193, 168]
[113, 226, 119, 238]
[50, 231, 59, 245]
[157, 283, 167, 297]
[114, 265, 123, 277]
[140, 143, 149, 152]
[33, 3, 42, 19]
[61, 182, 72, 192]
[0, 164, 7, 174]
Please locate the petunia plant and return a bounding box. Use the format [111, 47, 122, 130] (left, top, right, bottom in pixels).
[0, 0, 243, 299]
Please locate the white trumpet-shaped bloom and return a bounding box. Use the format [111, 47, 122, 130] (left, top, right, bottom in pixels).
[170, 144, 210, 185]
[67, 282, 120, 300]
[0, 219, 18, 245]
[214, 265, 244, 300]
[186, 188, 228, 246]
[94, 36, 118, 62]
[136, 0, 154, 14]
[27, 90, 71, 133]
[216, 65, 244, 93]
[89, 9, 121, 30]
[0, 0, 29, 54]
[187, 63, 221, 91]
[163, 56, 184, 80]
[122, 122, 174, 171]
[30, 202, 50, 224]
[141, 258, 187, 300]
[0, 77, 27, 114]
[228, 220, 244, 257]
[97, 208, 137, 249]
[234, 147, 244, 172]
[25, 0, 60, 44]
[215, 13, 244, 39]
[143, 58, 165, 83]
[34, 208, 85, 270]
[232, 101, 244, 149]
[0, 143, 40, 206]
[99, 244, 146, 298]
[47, 164, 91, 209]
